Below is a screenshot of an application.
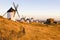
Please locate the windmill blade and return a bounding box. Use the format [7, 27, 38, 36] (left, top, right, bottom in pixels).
[13, 2, 20, 18]
[3, 12, 7, 16]
[13, 2, 15, 7]
[13, 2, 19, 10]
[15, 4, 19, 11]
[17, 11, 20, 18]
[13, 2, 16, 9]
[16, 4, 19, 9]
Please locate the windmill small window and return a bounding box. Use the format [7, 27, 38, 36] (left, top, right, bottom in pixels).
[3, 2, 20, 21]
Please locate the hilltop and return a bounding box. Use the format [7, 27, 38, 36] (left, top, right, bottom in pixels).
[0, 16, 60, 40]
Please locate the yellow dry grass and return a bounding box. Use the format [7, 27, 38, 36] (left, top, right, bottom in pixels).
[19, 22, 60, 40]
[0, 16, 60, 40]
[0, 16, 25, 40]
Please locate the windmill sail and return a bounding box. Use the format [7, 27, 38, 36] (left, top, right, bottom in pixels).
[13, 2, 16, 9]
[13, 2, 20, 18]
[3, 12, 7, 16]
[17, 10, 20, 18]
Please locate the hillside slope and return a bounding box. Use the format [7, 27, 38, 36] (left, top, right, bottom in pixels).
[0, 16, 25, 40]
[0, 16, 60, 40]
[19, 22, 60, 40]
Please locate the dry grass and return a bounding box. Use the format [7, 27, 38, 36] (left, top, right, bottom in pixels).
[0, 16, 25, 40]
[0, 16, 60, 40]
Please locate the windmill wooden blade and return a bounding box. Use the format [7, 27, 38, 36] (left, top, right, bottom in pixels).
[16, 4, 19, 9]
[13, 2, 16, 9]
[17, 11, 20, 18]
[13, 2, 20, 18]
[3, 12, 7, 16]
[15, 4, 19, 11]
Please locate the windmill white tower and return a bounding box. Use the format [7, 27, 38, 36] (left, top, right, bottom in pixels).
[7, 7, 16, 21]
[3, 2, 20, 21]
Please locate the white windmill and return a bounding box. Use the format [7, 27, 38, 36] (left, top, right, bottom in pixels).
[3, 2, 20, 21]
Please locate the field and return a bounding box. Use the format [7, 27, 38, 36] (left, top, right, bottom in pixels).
[0, 16, 60, 40]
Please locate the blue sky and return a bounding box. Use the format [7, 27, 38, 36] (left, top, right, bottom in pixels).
[0, 0, 60, 20]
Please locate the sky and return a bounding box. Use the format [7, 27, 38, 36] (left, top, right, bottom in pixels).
[0, 0, 60, 20]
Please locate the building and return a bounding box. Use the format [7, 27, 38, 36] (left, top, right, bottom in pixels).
[7, 7, 16, 21]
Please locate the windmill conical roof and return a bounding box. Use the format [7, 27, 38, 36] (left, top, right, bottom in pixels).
[7, 7, 16, 12]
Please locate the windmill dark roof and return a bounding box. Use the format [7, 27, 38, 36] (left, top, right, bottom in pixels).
[7, 7, 16, 12]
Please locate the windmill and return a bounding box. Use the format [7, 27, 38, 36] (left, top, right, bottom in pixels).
[13, 2, 20, 18]
[3, 2, 20, 21]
